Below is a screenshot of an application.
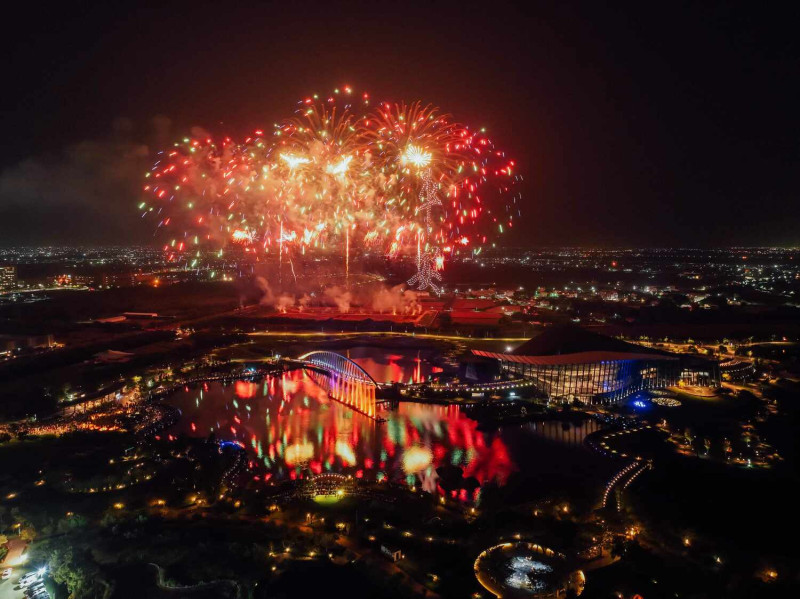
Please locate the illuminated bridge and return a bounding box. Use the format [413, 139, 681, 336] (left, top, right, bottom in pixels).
[298, 351, 379, 419]
[298, 351, 378, 385]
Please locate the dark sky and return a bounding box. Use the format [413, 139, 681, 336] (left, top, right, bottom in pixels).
[1, 1, 798, 247]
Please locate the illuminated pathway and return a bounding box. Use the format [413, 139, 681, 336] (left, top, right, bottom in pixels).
[249, 330, 531, 342]
[592, 425, 656, 511]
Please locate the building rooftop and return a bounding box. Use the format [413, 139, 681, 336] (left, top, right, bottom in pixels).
[472, 325, 694, 365]
[510, 325, 671, 357]
[473, 349, 677, 366]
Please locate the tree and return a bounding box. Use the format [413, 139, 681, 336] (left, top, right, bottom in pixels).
[610, 537, 627, 558]
[683, 428, 695, 446]
[49, 546, 104, 599]
[57, 514, 87, 534]
[10, 508, 36, 542]
[435, 465, 465, 494]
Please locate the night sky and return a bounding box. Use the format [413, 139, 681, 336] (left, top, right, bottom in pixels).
[1, 1, 798, 247]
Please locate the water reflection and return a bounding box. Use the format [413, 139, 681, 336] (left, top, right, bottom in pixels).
[344, 346, 436, 384]
[166, 370, 598, 500]
[307, 370, 377, 418]
[521, 420, 602, 447]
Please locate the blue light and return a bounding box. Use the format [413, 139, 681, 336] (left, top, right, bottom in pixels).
[632, 400, 648, 409]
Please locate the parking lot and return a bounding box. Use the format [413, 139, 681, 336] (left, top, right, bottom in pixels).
[0, 568, 50, 599]
[0, 569, 24, 599]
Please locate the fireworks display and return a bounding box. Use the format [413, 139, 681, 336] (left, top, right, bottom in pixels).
[141, 86, 521, 291]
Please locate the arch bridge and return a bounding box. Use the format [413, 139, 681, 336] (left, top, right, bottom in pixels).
[297, 351, 379, 419]
[298, 351, 378, 386]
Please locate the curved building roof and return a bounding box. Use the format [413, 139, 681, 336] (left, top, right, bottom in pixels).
[472, 325, 681, 365]
[472, 349, 677, 365]
[510, 325, 672, 357]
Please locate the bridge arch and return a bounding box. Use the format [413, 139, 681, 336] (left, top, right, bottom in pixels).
[298, 351, 378, 386]
[298, 351, 379, 419]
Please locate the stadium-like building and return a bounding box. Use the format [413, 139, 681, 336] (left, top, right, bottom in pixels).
[473, 326, 720, 404]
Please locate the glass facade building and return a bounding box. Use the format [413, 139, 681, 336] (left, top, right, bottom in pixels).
[473, 350, 720, 404]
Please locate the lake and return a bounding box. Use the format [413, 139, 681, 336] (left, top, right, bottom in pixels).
[165, 366, 609, 502]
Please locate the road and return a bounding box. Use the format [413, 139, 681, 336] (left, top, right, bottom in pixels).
[248, 329, 530, 342]
[1, 539, 27, 599]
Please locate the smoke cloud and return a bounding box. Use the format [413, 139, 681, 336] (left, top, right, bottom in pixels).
[323, 286, 353, 313]
[255, 277, 297, 312]
[0, 117, 172, 245]
[371, 284, 420, 315]
[255, 276, 421, 316]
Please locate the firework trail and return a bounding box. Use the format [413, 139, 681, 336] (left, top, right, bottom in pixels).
[140, 86, 521, 291]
